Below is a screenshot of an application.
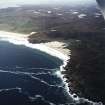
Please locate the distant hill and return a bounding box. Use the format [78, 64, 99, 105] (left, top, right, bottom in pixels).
[0, 4, 104, 35]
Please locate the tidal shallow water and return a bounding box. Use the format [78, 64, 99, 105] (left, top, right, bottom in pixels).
[0, 40, 74, 105]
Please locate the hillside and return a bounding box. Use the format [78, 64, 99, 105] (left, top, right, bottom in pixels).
[0, 4, 105, 104]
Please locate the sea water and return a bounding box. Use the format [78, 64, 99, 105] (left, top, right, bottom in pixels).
[0, 40, 74, 105]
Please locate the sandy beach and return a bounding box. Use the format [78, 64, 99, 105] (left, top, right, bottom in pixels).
[0, 31, 70, 61]
[0, 31, 98, 104]
[0, 31, 29, 41]
[0, 30, 73, 100]
[0, 31, 29, 38]
[41, 41, 70, 58]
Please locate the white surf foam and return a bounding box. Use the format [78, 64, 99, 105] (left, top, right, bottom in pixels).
[0, 34, 103, 105]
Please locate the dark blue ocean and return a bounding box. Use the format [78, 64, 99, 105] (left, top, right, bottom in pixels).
[0, 40, 74, 105]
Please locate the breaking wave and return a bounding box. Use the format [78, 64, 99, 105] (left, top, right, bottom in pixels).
[0, 36, 103, 105]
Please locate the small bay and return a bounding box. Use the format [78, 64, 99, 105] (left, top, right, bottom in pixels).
[0, 40, 73, 105]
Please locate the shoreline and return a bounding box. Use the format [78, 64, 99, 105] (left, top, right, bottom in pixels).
[0, 31, 102, 105]
[0, 30, 72, 94]
[0, 31, 70, 61]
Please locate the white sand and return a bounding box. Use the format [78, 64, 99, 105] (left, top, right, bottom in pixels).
[0, 31, 29, 40]
[0, 31, 100, 104]
[0, 30, 72, 95]
[41, 41, 70, 57]
[0, 31, 70, 61]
